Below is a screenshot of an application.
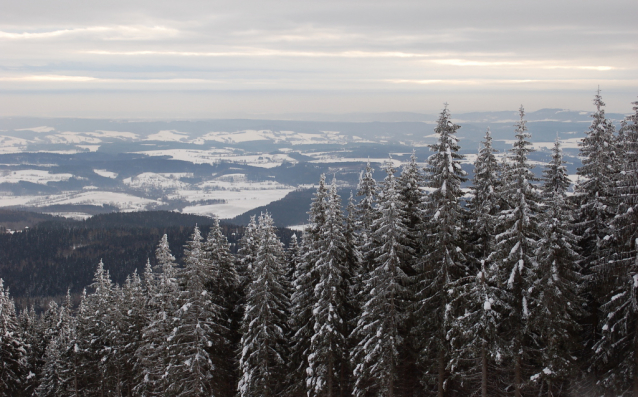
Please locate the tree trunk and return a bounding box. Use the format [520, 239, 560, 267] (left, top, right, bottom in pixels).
[438, 349, 445, 397]
[634, 318, 638, 397]
[340, 358, 345, 397]
[515, 354, 522, 397]
[328, 352, 333, 397]
[481, 342, 487, 397]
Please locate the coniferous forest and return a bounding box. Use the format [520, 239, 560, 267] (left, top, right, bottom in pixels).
[2, 93, 638, 396]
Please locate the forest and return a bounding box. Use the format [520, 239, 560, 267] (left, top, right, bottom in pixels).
[1, 93, 637, 396]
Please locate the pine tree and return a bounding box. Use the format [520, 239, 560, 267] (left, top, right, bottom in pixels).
[57, 290, 81, 397]
[36, 294, 76, 397]
[529, 139, 583, 393]
[117, 270, 147, 396]
[19, 304, 43, 395]
[350, 160, 411, 397]
[593, 99, 638, 395]
[416, 104, 467, 396]
[356, 160, 377, 236]
[203, 218, 240, 395]
[238, 212, 290, 397]
[575, 90, 620, 390]
[135, 235, 180, 396]
[0, 278, 27, 396]
[397, 150, 425, 258]
[75, 260, 119, 396]
[165, 226, 225, 397]
[355, 161, 378, 277]
[489, 106, 542, 397]
[451, 261, 508, 397]
[289, 175, 328, 395]
[468, 128, 503, 262]
[307, 178, 350, 396]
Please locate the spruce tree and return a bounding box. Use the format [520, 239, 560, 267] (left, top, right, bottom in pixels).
[575, 90, 620, 390]
[451, 261, 508, 397]
[307, 178, 350, 396]
[530, 139, 583, 393]
[75, 260, 119, 395]
[0, 278, 27, 396]
[238, 212, 290, 397]
[416, 104, 467, 396]
[350, 160, 411, 397]
[135, 235, 180, 396]
[289, 175, 328, 395]
[489, 106, 542, 397]
[165, 226, 225, 397]
[593, 99, 638, 395]
[203, 218, 240, 395]
[468, 128, 503, 262]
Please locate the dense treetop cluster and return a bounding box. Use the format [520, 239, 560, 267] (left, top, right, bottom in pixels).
[1, 92, 638, 396]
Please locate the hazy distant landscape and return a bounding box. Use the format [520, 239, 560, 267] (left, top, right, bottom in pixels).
[0, 107, 625, 227]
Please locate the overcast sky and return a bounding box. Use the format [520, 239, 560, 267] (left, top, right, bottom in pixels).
[1, 0, 637, 118]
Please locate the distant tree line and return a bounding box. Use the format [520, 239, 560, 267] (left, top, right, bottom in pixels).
[1, 92, 638, 396]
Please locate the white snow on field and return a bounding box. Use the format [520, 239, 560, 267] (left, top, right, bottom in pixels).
[16, 126, 55, 133]
[87, 131, 140, 140]
[42, 212, 92, 220]
[289, 132, 347, 145]
[174, 180, 294, 218]
[22, 191, 160, 212]
[137, 149, 297, 168]
[0, 170, 74, 185]
[532, 137, 582, 150]
[47, 132, 101, 144]
[0, 136, 29, 153]
[287, 224, 308, 232]
[181, 188, 292, 218]
[308, 156, 402, 167]
[215, 173, 247, 182]
[146, 130, 190, 142]
[77, 145, 100, 152]
[201, 130, 272, 143]
[93, 169, 118, 179]
[123, 173, 191, 190]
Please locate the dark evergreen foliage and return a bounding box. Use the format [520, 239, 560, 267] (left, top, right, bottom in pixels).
[3, 95, 638, 396]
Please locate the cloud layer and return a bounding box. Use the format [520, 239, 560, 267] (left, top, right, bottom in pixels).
[1, 0, 636, 117]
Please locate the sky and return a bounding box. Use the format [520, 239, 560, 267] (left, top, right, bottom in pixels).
[1, 0, 637, 118]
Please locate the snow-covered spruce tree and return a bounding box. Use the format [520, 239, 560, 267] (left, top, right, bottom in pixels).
[415, 104, 467, 396]
[489, 106, 542, 397]
[36, 292, 77, 397]
[528, 139, 583, 393]
[164, 225, 225, 397]
[237, 215, 259, 298]
[135, 235, 180, 396]
[286, 233, 301, 283]
[116, 270, 147, 396]
[288, 175, 328, 395]
[19, 304, 43, 394]
[451, 261, 508, 397]
[307, 178, 350, 397]
[397, 150, 425, 258]
[350, 160, 412, 397]
[203, 218, 241, 396]
[238, 212, 290, 397]
[356, 160, 377, 236]
[593, 99, 638, 395]
[467, 128, 503, 263]
[355, 161, 378, 276]
[574, 90, 618, 343]
[0, 278, 27, 396]
[74, 260, 120, 395]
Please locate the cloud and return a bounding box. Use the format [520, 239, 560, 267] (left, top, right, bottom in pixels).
[0, 26, 179, 41]
[0, 0, 636, 116]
